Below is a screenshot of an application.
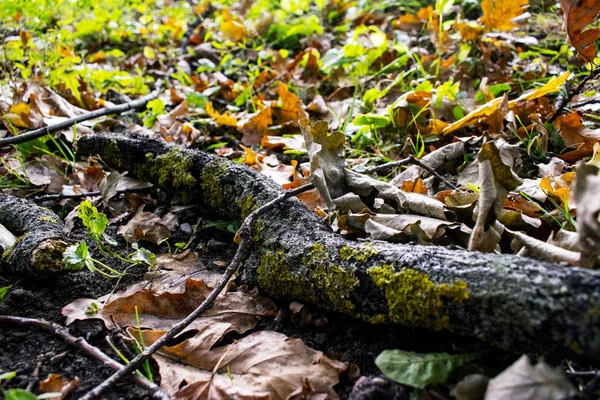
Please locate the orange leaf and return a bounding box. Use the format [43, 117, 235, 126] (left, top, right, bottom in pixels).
[401, 178, 428, 194]
[241, 105, 273, 146]
[559, 0, 600, 62]
[481, 0, 528, 31]
[273, 82, 307, 126]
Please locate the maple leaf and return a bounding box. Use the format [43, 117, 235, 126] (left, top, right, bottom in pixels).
[481, 0, 529, 31]
[559, 0, 600, 62]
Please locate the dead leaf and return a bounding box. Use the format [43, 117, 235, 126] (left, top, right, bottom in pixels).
[282, 170, 328, 211]
[145, 250, 220, 291]
[241, 105, 273, 146]
[574, 163, 600, 267]
[559, 0, 600, 62]
[221, 9, 247, 42]
[300, 119, 347, 209]
[62, 278, 276, 334]
[553, 111, 600, 147]
[481, 0, 528, 31]
[469, 141, 522, 252]
[260, 134, 306, 152]
[117, 207, 179, 244]
[137, 328, 347, 400]
[206, 102, 238, 127]
[506, 228, 581, 265]
[485, 355, 576, 400]
[39, 374, 80, 400]
[272, 82, 308, 126]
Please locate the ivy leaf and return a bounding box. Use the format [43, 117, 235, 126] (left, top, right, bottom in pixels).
[62, 242, 89, 271]
[0, 285, 11, 304]
[375, 350, 478, 389]
[78, 200, 108, 241]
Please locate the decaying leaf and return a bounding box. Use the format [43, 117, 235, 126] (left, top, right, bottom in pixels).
[136, 328, 347, 400]
[574, 163, 600, 267]
[39, 374, 80, 400]
[559, 0, 600, 62]
[506, 228, 581, 265]
[117, 207, 179, 244]
[469, 141, 522, 252]
[481, 0, 528, 31]
[62, 278, 277, 334]
[300, 119, 347, 209]
[485, 355, 576, 400]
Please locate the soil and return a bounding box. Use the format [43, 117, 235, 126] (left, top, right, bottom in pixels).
[0, 195, 511, 399]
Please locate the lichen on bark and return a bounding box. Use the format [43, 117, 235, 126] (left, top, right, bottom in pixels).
[367, 264, 469, 330]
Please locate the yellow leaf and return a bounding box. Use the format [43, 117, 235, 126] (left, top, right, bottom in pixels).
[456, 21, 484, 41]
[206, 102, 238, 127]
[443, 72, 571, 135]
[6, 103, 31, 128]
[481, 0, 529, 31]
[221, 9, 247, 42]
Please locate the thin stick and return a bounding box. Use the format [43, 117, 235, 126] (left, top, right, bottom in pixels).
[0, 315, 169, 400]
[548, 67, 600, 123]
[0, 82, 163, 147]
[357, 155, 457, 189]
[78, 183, 315, 400]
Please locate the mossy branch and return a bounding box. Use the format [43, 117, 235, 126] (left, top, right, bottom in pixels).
[78, 134, 600, 365]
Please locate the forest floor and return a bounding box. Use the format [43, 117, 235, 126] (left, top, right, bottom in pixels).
[1, 0, 600, 399]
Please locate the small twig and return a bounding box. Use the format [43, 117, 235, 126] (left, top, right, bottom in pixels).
[25, 360, 41, 392]
[357, 155, 457, 189]
[548, 68, 600, 123]
[180, 4, 215, 52]
[0, 82, 163, 147]
[31, 187, 151, 203]
[0, 315, 169, 400]
[78, 183, 315, 400]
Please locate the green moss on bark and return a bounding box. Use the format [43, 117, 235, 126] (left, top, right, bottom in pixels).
[237, 194, 257, 219]
[257, 243, 359, 314]
[368, 264, 469, 330]
[339, 243, 379, 262]
[200, 159, 229, 208]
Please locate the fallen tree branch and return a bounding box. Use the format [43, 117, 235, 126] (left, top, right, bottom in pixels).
[78, 183, 314, 400]
[77, 134, 600, 366]
[0, 315, 169, 400]
[0, 194, 72, 277]
[0, 82, 162, 147]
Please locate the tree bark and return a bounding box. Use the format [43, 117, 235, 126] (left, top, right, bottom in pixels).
[0, 194, 70, 277]
[78, 134, 600, 364]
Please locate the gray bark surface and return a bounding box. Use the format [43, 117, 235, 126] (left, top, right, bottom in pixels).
[78, 134, 600, 364]
[0, 194, 69, 276]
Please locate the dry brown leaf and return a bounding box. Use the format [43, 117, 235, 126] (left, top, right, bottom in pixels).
[559, 0, 600, 62]
[485, 355, 576, 400]
[136, 328, 347, 400]
[507, 228, 581, 265]
[469, 141, 522, 252]
[62, 278, 277, 335]
[300, 119, 347, 209]
[574, 163, 600, 267]
[282, 170, 328, 211]
[260, 134, 306, 152]
[481, 0, 528, 31]
[145, 250, 221, 292]
[39, 374, 80, 400]
[553, 111, 600, 147]
[117, 207, 179, 244]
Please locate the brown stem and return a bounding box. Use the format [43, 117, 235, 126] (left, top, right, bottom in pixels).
[0, 315, 169, 400]
[78, 183, 315, 400]
[548, 68, 600, 123]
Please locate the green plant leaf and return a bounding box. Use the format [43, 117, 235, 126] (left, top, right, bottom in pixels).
[0, 285, 11, 304]
[129, 246, 156, 267]
[62, 242, 89, 271]
[0, 371, 16, 381]
[352, 114, 391, 128]
[4, 389, 38, 400]
[78, 200, 108, 241]
[375, 350, 478, 389]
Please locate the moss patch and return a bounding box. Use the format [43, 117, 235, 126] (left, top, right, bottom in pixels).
[368, 264, 469, 330]
[39, 216, 58, 224]
[200, 159, 229, 208]
[237, 194, 257, 219]
[339, 243, 379, 262]
[251, 218, 264, 242]
[257, 243, 359, 314]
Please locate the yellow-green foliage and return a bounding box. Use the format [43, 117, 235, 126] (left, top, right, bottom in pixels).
[339, 243, 379, 262]
[237, 194, 257, 219]
[257, 243, 359, 314]
[368, 264, 469, 330]
[200, 160, 229, 208]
